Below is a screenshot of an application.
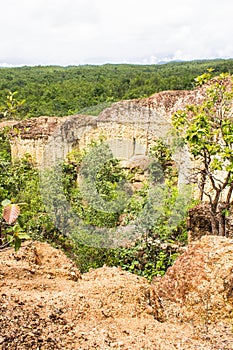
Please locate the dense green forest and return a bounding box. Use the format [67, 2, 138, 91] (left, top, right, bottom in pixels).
[0, 59, 233, 118]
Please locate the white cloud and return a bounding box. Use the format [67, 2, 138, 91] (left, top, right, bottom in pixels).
[0, 0, 232, 65]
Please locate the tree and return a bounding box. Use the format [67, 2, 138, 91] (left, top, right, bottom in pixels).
[172, 72, 233, 235]
[0, 91, 26, 120]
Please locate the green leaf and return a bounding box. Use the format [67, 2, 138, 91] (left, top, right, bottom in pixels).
[2, 199, 11, 207]
[14, 237, 22, 252]
[17, 233, 30, 240]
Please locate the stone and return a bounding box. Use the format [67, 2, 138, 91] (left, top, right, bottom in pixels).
[154, 235, 233, 324]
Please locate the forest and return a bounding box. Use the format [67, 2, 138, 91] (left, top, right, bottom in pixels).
[0, 58, 233, 119]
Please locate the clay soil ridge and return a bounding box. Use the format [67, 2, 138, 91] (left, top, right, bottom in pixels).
[0, 239, 233, 349]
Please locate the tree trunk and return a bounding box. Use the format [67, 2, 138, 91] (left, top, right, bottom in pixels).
[226, 183, 233, 206]
[210, 212, 219, 235]
[209, 199, 219, 235]
[218, 212, 225, 236]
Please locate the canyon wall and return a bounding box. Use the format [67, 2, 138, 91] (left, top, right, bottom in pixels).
[7, 89, 200, 187]
[1, 80, 231, 202]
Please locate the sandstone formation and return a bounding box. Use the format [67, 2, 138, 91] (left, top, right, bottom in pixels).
[7, 87, 205, 167]
[154, 235, 233, 325]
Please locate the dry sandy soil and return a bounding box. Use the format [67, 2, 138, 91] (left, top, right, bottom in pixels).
[1, 240, 233, 349]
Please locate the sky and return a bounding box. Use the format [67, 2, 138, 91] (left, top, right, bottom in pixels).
[0, 0, 232, 66]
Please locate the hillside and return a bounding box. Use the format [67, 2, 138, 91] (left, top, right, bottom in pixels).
[0, 59, 233, 119]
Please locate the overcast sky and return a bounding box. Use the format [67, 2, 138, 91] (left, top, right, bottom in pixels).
[0, 0, 232, 66]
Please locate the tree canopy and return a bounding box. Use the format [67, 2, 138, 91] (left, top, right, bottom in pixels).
[0, 59, 233, 119]
[172, 71, 233, 235]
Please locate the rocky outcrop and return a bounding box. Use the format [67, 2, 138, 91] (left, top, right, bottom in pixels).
[4, 75, 233, 161]
[154, 235, 233, 324]
[5, 85, 210, 168]
[0, 120, 18, 129]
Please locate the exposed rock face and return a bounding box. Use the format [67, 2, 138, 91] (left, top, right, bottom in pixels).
[9, 116, 68, 140]
[0, 120, 18, 129]
[2, 76, 232, 200]
[8, 115, 90, 165]
[154, 235, 233, 324]
[6, 86, 209, 166]
[4, 87, 204, 192]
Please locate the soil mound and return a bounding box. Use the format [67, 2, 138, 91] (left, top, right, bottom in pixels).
[1, 240, 233, 349]
[155, 235, 233, 324]
[0, 241, 81, 281]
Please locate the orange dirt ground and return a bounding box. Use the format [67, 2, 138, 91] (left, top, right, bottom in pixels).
[1, 241, 233, 349]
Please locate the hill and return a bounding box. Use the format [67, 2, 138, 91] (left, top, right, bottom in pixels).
[0, 59, 233, 119]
